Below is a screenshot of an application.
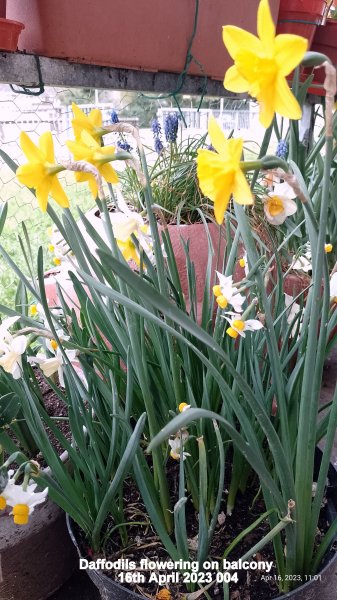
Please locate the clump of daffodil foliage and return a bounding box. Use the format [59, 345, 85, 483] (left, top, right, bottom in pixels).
[1, 1, 337, 597]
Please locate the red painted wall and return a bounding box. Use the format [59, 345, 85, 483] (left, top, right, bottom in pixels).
[7, 0, 280, 80]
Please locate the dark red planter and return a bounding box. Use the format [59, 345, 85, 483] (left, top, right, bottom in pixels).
[277, 0, 331, 46]
[305, 19, 337, 95]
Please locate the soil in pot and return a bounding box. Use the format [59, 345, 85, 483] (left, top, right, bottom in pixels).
[69, 455, 337, 600]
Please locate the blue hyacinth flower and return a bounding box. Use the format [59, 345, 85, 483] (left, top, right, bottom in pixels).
[164, 113, 179, 143]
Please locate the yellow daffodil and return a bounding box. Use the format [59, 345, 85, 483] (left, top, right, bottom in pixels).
[67, 130, 119, 198]
[222, 0, 308, 127]
[239, 258, 246, 268]
[71, 103, 107, 142]
[325, 243, 333, 253]
[197, 116, 253, 224]
[16, 132, 69, 212]
[117, 239, 140, 265]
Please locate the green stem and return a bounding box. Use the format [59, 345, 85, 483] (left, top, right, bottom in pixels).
[295, 133, 333, 575]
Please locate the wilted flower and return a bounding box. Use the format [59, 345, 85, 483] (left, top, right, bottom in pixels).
[164, 113, 179, 143]
[156, 590, 171, 600]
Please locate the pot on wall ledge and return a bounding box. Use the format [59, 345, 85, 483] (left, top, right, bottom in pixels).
[0, 0, 24, 51]
[305, 18, 337, 95]
[276, 0, 332, 46]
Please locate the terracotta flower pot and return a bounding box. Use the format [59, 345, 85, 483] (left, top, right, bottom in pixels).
[7, 0, 280, 80]
[43, 217, 243, 326]
[276, 0, 331, 46]
[305, 19, 337, 95]
[0, 497, 77, 600]
[0, 16, 24, 50]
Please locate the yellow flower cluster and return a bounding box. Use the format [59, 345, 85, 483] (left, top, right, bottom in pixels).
[16, 103, 119, 212]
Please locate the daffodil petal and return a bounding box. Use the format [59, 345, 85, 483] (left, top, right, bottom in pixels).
[275, 34, 308, 76]
[258, 90, 275, 128]
[227, 138, 244, 164]
[208, 116, 229, 155]
[35, 179, 51, 212]
[99, 145, 116, 157]
[222, 26, 262, 60]
[274, 75, 302, 120]
[197, 150, 223, 199]
[66, 140, 91, 161]
[81, 129, 99, 148]
[50, 178, 69, 208]
[39, 131, 55, 163]
[213, 178, 233, 224]
[16, 164, 45, 187]
[257, 0, 275, 53]
[20, 132, 41, 162]
[88, 176, 98, 199]
[224, 65, 248, 93]
[100, 163, 119, 184]
[89, 108, 103, 128]
[232, 170, 254, 205]
[72, 103, 86, 121]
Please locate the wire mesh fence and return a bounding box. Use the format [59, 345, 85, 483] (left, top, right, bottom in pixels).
[0, 85, 261, 308]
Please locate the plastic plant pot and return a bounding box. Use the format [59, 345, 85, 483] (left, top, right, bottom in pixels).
[0, 17, 24, 51]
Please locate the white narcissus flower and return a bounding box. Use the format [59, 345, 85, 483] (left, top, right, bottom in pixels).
[169, 430, 190, 461]
[178, 402, 191, 412]
[263, 182, 297, 226]
[330, 272, 337, 301]
[0, 470, 16, 511]
[109, 188, 158, 264]
[109, 187, 145, 242]
[213, 272, 245, 313]
[0, 335, 27, 379]
[223, 313, 264, 339]
[0, 316, 20, 343]
[284, 293, 302, 336]
[28, 347, 77, 388]
[5, 481, 48, 525]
